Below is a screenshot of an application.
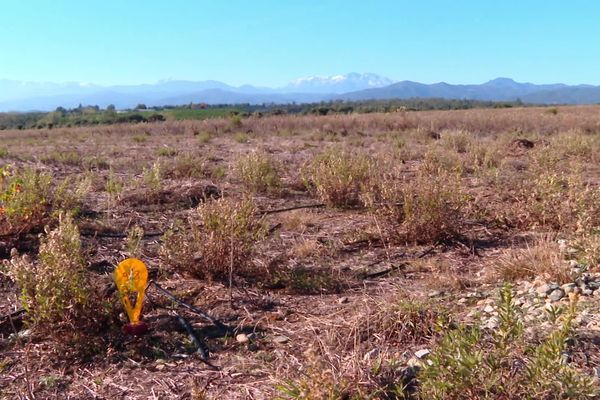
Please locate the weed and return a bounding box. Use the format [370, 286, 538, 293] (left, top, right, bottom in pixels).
[234, 132, 249, 143]
[133, 135, 147, 143]
[357, 297, 450, 346]
[52, 174, 91, 215]
[439, 130, 473, 154]
[41, 150, 82, 166]
[0, 166, 53, 234]
[125, 225, 144, 258]
[162, 154, 208, 179]
[511, 171, 600, 232]
[157, 146, 178, 157]
[230, 115, 243, 129]
[105, 168, 124, 205]
[196, 131, 211, 144]
[143, 161, 162, 193]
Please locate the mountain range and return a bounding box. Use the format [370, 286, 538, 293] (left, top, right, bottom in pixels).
[1, 74, 600, 112]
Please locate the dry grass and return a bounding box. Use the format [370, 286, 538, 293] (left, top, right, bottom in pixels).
[494, 236, 574, 284]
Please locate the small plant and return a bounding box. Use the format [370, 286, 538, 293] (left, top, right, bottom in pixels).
[235, 151, 281, 193]
[41, 151, 82, 166]
[160, 197, 267, 282]
[196, 131, 211, 144]
[52, 174, 91, 215]
[509, 171, 600, 232]
[234, 131, 249, 143]
[162, 154, 208, 179]
[230, 114, 243, 129]
[143, 161, 162, 193]
[439, 130, 473, 154]
[302, 149, 378, 208]
[125, 225, 144, 258]
[157, 146, 178, 157]
[269, 266, 342, 295]
[105, 168, 124, 206]
[132, 135, 147, 143]
[277, 363, 353, 400]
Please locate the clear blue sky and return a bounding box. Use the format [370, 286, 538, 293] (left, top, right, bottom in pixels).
[1, 0, 598, 86]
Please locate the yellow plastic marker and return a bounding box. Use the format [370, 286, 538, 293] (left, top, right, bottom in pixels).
[114, 258, 148, 332]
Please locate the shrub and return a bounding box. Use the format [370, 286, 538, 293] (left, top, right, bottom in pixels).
[0, 166, 52, 234]
[157, 146, 178, 157]
[303, 150, 378, 208]
[379, 171, 468, 244]
[0, 166, 90, 236]
[235, 151, 281, 193]
[6, 213, 89, 328]
[160, 197, 267, 282]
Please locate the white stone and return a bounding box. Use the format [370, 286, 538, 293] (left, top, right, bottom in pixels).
[415, 349, 431, 359]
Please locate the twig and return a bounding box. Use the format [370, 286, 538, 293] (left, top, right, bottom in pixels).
[24, 342, 35, 400]
[415, 242, 441, 259]
[258, 203, 325, 215]
[80, 231, 164, 238]
[229, 236, 234, 308]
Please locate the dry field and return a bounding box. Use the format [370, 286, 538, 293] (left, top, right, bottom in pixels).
[2, 105, 600, 399]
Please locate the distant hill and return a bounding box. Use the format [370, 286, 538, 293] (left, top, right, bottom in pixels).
[337, 78, 596, 103]
[1, 75, 600, 111]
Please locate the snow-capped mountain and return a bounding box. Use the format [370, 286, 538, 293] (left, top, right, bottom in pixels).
[283, 73, 395, 94]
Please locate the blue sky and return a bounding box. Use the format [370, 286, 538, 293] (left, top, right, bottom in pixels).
[1, 1, 598, 86]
